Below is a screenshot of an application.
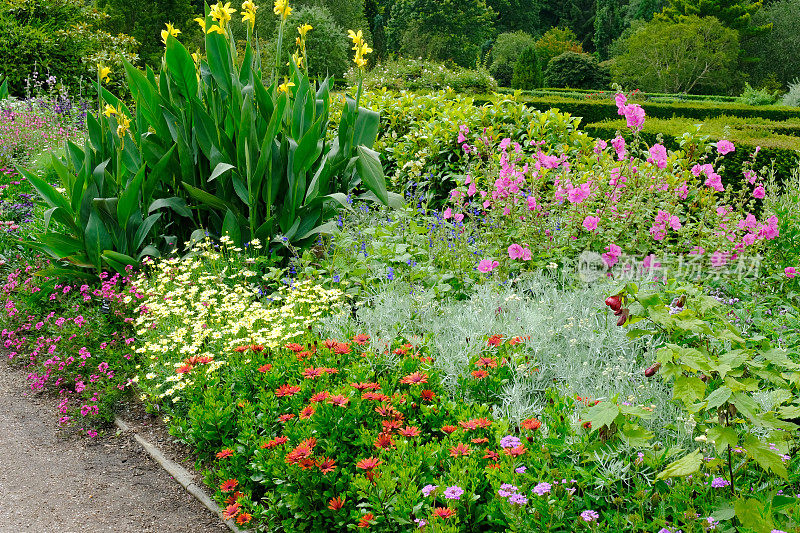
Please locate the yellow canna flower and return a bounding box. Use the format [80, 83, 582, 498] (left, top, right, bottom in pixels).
[242, 0, 258, 12]
[277, 76, 295, 93]
[297, 23, 312, 38]
[291, 50, 303, 68]
[241, 0, 258, 27]
[211, 2, 236, 28]
[207, 24, 226, 35]
[97, 64, 111, 84]
[161, 22, 181, 44]
[347, 29, 363, 47]
[273, 0, 291, 20]
[349, 30, 371, 69]
[102, 104, 118, 117]
[191, 52, 201, 64]
[194, 16, 207, 31]
[116, 113, 131, 139]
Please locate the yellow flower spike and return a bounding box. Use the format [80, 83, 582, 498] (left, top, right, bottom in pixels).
[211, 2, 236, 27]
[116, 113, 131, 138]
[273, 0, 291, 20]
[161, 22, 181, 45]
[207, 24, 226, 35]
[277, 76, 295, 93]
[97, 64, 111, 84]
[102, 104, 118, 117]
[194, 16, 207, 31]
[298, 23, 312, 37]
[291, 50, 303, 68]
[347, 29, 363, 46]
[241, 9, 256, 27]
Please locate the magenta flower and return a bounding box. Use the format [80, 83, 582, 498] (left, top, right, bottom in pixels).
[648, 144, 668, 169]
[580, 510, 599, 522]
[582, 216, 599, 232]
[753, 185, 765, 199]
[614, 93, 627, 112]
[611, 135, 626, 160]
[443, 486, 464, 500]
[785, 267, 796, 278]
[623, 104, 645, 131]
[421, 484, 438, 497]
[477, 260, 499, 273]
[443, 208, 452, 219]
[716, 140, 735, 155]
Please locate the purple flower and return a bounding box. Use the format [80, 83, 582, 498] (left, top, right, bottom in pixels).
[499, 435, 521, 449]
[414, 518, 427, 528]
[705, 517, 719, 530]
[580, 510, 599, 522]
[710, 477, 730, 488]
[443, 486, 464, 500]
[515, 466, 526, 474]
[532, 482, 551, 496]
[508, 493, 528, 505]
[421, 484, 437, 497]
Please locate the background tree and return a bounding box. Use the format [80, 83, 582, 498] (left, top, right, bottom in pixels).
[485, 0, 542, 34]
[612, 15, 740, 93]
[742, 0, 800, 88]
[490, 31, 536, 87]
[593, 0, 626, 60]
[543, 51, 608, 89]
[534, 27, 583, 72]
[510, 45, 543, 89]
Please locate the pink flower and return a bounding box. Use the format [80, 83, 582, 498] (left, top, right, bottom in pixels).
[508, 244, 525, 260]
[648, 144, 668, 169]
[477, 260, 499, 273]
[454, 213, 464, 223]
[705, 173, 724, 192]
[593, 139, 607, 154]
[716, 140, 735, 155]
[526, 196, 538, 210]
[443, 208, 452, 219]
[611, 135, 626, 160]
[602, 243, 622, 267]
[785, 267, 796, 278]
[675, 182, 689, 199]
[753, 185, 765, 199]
[567, 183, 591, 204]
[623, 104, 645, 131]
[614, 93, 627, 112]
[582, 216, 599, 232]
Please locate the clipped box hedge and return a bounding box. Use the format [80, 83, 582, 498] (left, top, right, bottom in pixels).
[584, 117, 800, 187]
[476, 94, 800, 124]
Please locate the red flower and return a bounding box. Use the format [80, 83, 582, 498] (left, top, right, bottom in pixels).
[225, 491, 243, 505]
[420, 390, 436, 402]
[275, 384, 301, 397]
[322, 367, 339, 374]
[483, 450, 499, 461]
[432, 507, 455, 519]
[356, 457, 382, 471]
[176, 363, 193, 374]
[310, 391, 330, 403]
[250, 344, 265, 353]
[302, 367, 324, 379]
[503, 444, 527, 458]
[374, 405, 400, 418]
[486, 463, 501, 469]
[363, 392, 390, 402]
[324, 339, 338, 350]
[299, 405, 315, 419]
[233, 345, 248, 353]
[327, 394, 349, 407]
[285, 342, 304, 352]
[393, 347, 408, 355]
[487, 334, 504, 347]
[374, 432, 395, 449]
[471, 437, 489, 444]
[441, 425, 457, 435]
[299, 458, 316, 470]
[449, 443, 471, 457]
[317, 456, 337, 474]
[222, 502, 240, 520]
[459, 418, 490, 431]
[352, 334, 370, 345]
[278, 413, 295, 423]
[509, 336, 524, 345]
[358, 513, 375, 528]
[216, 448, 234, 459]
[398, 425, 420, 437]
[382, 419, 402, 432]
[285, 438, 316, 464]
[351, 382, 381, 391]
[521, 418, 541, 431]
[400, 372, 428, 385]
[262, 436, 288, 449]
[296, 350, 312, 361]
[328, 496, 345, 511]
[334, 342, 351, 354]
[257, 363, 272, 373]
[582, 421, 592, 430]
[475, 356, 498, 368]
[471, 370, 489, 379]
[236, 512, 252, 525]
[220, 479, 239, 493]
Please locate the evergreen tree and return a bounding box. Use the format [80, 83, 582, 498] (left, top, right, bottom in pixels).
[593, 0, 626, 60]
[660, 0, 770, 40]
[510, 45, 543, 89]
[485, 0, 542, 34]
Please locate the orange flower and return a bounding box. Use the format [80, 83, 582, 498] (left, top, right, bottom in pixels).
[220, 479, 239, 492]
[285, 342, 304, 352]
[309, 391, 330, 402]
[275, 384, 301, 397]
[352, 382, 381, 391]
[233, 345, 248, 353]
[299, 458, 316, 470]
[459, 418, 489, 431]
[471, 369, 489, 379]
[487, 334, 504, 346]
[582, 421, 592, 430]
[363, 392, 390, 401]
[521, 418, 541, 431]
[432, 507, 455, 519]
[258, 363, 272, 373]
[222, 502, 240, 520]
[299, 405, 315, 419]
[334, 342, 351, 354]
[317, 456, 337, 474]
[471, 437, 489, 444]
[420, 390, 436, 402]
[176, 363, 193, 374]
[393, 347, 408, 355]
[475, 356, 498, 368]
[483, 450, 499, 460]
[250, 344, 264, 353]
[449, 443, 471, 457]
[358, 513, 375, 528]
[352, 334, 370, 345]
[381, 419, 402, 432]
[399, 372, 428, 385]
[216, 448, 234, 459]
[441, 425, 457, 435]
[324, 339, 338, 350]
[328, 496, 345, 510]
[503, 444, 527, 458]
[225, 491, 243, 505]
[509, 336, 524, 345]
[373, 432, 394, 449]
[356, 457, 382, 471]
[327, 394, 349, 407]
[262, 436, 288, 449]
[322, 367, 339, 374]
[302, 367, 324, 379]
[398, 425, 420, 437]
[278, 413, 295, 423]
[236, 512, 252, 525]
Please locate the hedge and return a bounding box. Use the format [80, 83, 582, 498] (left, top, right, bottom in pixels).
[584, 118, 800, 188]
[476, 94, 800, 124]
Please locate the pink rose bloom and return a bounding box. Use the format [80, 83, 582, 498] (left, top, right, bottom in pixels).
[443, 208, 452, 219]
[583, 216, 599, 231]
[567, 183, 591, 204]
[467, 182, 477, 196]
[705, 173, 724, 192]
[623, 104, 645, 131]
[716, 140, 735, 155]
[521, 247, 532, 261]
[786, 267, 797, 278]
[668, 214, 682, 230]
[477, 259, 499, 273]
[753, 185, 765, 199]
[648, 144, 668, 169]
[602, 243, 622, 267]
[508, 244, 525, 260]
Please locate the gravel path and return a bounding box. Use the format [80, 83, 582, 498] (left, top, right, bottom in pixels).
[0, 366, 229, 533]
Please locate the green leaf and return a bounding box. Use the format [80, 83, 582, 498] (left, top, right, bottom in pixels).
[117, 165, 146, 231]
[734, 498, 775, 533]
[620, 423, 653, 447]
[585, 401, 620, 432]
[356, 146, 388, 205]
[706, 426, 738, 455]
[743, 435, 788, 479]
[208, 162, 236, 182]
[18, 166, 73, 214]
[222, 209, 241, 245]
[84, 210, 113, 272]
[673, 375, 706, 405]
[705, 386, 732, 411]
[148, 197, 192, 218]
[352, 107, 380, 148]
[133, 213, 162, 251]
[657, 449, 702, 479]
[165, 35, 198, 99]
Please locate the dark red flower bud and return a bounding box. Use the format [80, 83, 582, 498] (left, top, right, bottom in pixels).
[644, 362, 661, 377]
[605, 295, 622, 311]
[616, 309, 629, 326]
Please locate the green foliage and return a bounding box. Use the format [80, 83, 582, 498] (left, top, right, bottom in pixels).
[354, 57, 497, 94]
[782, 78, 800, 108]
[659, 0, 770, 40]
[489, 31, 536, 87]
[543, 51, 608, 90]
[534, 26, 583, 70]
[510, 46, 543, 90]
[612, 16, 740, 94]
[743, 0, 800, 89]
[736, 82, 778, 106]
[593, 0, 626, 61]
[0, 0, 138, 97]
[485, 0, 541, 34]
[0, 74, 8, 100]
[386, 0, 496, 67]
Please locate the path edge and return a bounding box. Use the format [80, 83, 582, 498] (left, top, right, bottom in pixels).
[114, 416, 249, 533]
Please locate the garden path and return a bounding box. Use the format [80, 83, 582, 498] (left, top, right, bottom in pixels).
[0, 366, 228, 533]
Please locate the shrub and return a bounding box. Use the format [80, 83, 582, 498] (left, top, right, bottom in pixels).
[354, 58, 496, 94]
[534, 27, 583, 71]
[489, 31, 536, 87]
[510, 46, 542, 90]
[611, 15, 739, 94]
[736, 82, 778, 106]
[543, 52, 608, 90]
[781, 78, 800, 108]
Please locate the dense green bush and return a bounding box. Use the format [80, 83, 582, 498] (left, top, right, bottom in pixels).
[744, 0, 800, 89]
[783, 79, 800, 108]
[736, 82, 778, 106]
[543, 51, 608, 90]
[0, 0, 138, 97]
[510, 46, 542, 90]
[353, 58, 497, 94]
[489, 31, 536, 87]
[534, 27, 582, 71]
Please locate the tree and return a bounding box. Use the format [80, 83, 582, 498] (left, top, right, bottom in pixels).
[593, 0, 626, 60]
[386, 0, 495, 67]
[511, 45, 543, 89]
[625, 0, 667, 23]
[485, 0, 542, 34]
[544, 51, 608, 89]
[659, 0, 771, 44]
[612, 15, 740, 94]
[490, 31, 536, 86]
[742, 0, 800, 88]
[535, 27, 583, 71]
